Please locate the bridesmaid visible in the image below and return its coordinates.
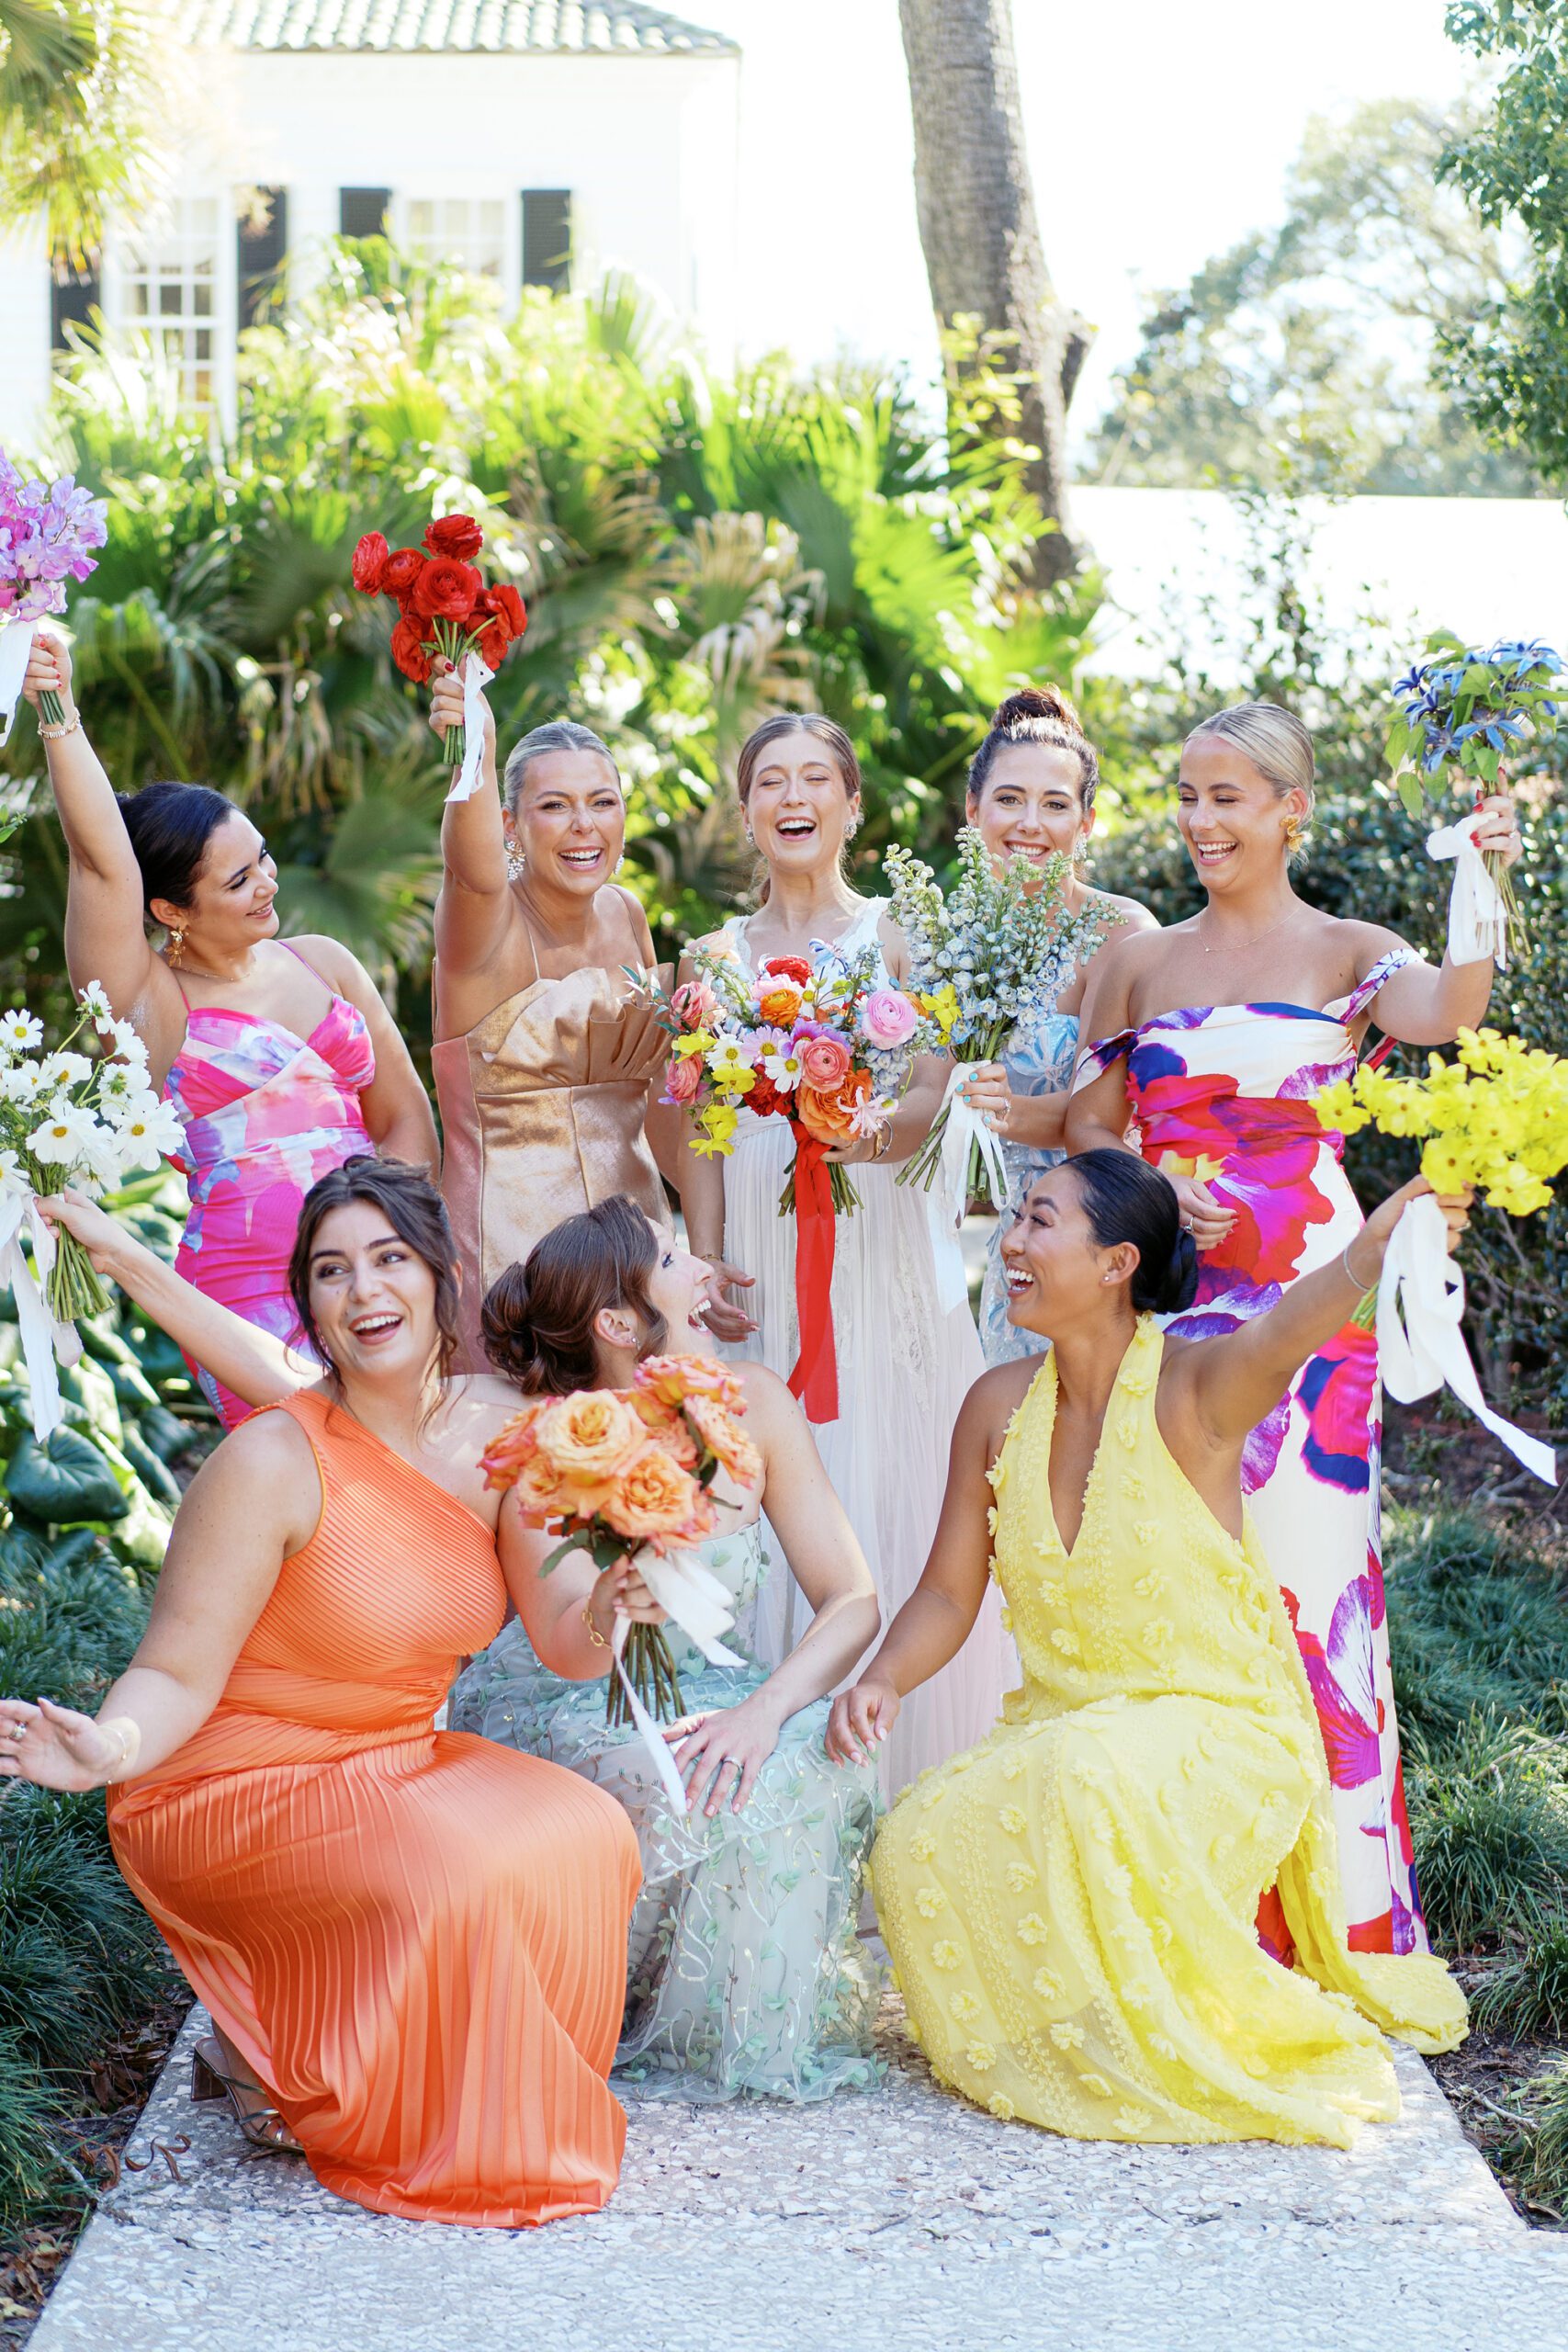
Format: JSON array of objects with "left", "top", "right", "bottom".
[
  {"left": 1, "top": 1157, "right": 640, "bottom": 2226},
  {"left": 829, "top": 1155, "right": 1466, "bottom": 2145},
  {"left": 454, "top": 1195, "right": 885, "bottom": 2104},
  {"left": 20, "top": 629, "right": 436, "bottom": 1427},
  {"left": 676, "top": 713, "right": 1008, "bottom": 1801},
  {"left": 954, "top": 686, "right": 1156, "bottom": 1364},
  {"left": 427, "top": 665, "right": 671, "bottom": 1369},
  {"left": 1066, "top": 700, "right": 1523, "bottom": 1957}
]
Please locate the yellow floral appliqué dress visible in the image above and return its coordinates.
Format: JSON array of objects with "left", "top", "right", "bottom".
[{"left": 871, "top": 1316, "right": 1466, "bottom": 2145}]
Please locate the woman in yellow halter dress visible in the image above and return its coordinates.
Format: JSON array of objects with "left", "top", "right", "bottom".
[{"left": 830, "top": 1150, "right": 1466, "bottom": 2147}]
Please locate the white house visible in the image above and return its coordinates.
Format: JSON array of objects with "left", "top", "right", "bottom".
[{"left": 0, "top": 0, "right": 740, "bottom": 443}]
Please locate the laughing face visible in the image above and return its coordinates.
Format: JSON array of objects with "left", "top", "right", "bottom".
[
  {"left": 642, "top": 1221, "right": 718, "bottom": 1348},
  {"left": 966, "top": 740, "right": 1090, "bottom": 886},
  {"left": 304, "top": 1201, "right": 443, "bottom": 1384},
  {"left": 998, "top": 1165, "right": 1126, "bottom": 1335},
  {"left": 509, "top": 748, "right": 626, "bottom": 899},
  {"left": 743, "top": 729, "right": 858, "bottom": 879},
  {"left": 1176, "top": 735, "right": 1304, "bottom": 897},
  {"left": 151, "top": 813, "right": 279, "bottom": 960}
]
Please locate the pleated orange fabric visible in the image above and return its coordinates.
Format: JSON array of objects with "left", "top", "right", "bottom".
[{"left": 107, "top": 1390, "right": 641, "bottom": 2227}]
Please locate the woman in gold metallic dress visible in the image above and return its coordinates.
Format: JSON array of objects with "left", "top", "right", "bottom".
[{"left": 427, "top": 666, "right": 672, "bottom": 1369}]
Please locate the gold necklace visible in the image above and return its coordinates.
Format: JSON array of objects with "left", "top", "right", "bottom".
[{"left": 1197, "top": 910, "right": 1294, "bottom": 956}]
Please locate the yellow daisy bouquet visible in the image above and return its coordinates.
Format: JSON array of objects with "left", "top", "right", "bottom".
[{"left": 1314, "top": 1028, "right": 1568, "bottom": 1324}]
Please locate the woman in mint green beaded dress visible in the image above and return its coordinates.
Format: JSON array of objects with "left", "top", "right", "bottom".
[{"left": 450, "top": 1196, "right": 886, "bottom": 2104}]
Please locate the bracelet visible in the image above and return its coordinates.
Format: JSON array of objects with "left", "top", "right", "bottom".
[
  {"left": 581, "top": 1601, "right": 608, "bottom": 1650},
  {"left": 96, "top": 1714, "right": 141, "bottom": 1781},
  {"left": 39, "top": 710, "right": 82, "bottom": 742},
  {"left": 871, "top": 1123, "right": 894, "bottom": 1162},
  {"left": 1341, "top": 1235, "right": 1379, "bottom": 1294}
]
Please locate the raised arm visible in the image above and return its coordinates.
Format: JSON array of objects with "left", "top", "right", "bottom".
[
  {"left": 1344, "top": 792, "right": 1518, "bottom": 1043},
  {"left": 431, "top": 662, "right": 513, "bottom": 988},
  {"left": 826, "top": 1364, "right": 1023, "bottom": 1764},
  {"left": 38, "top": 1189, "right": 317, "bottom": 1408},
  {"left": 21, "top": 629, "right": 176, "bottom": 1044},
  {"left": 0, "top": 1414, "right": 314, "bottom": 1790},
  {"left": 299, "top": 938, "right": 438, "bottom": 1177},
  {"left": 1168, "top": 1176, "right": 1466, "bottom": 1458}
]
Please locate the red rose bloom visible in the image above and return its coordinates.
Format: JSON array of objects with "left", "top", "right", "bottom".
[
  {"left": 412, "top": 557, "right": 482, "bottom": 623},
  {"left": 478, "top": 623, "right": 513, "bottom": 671},
  {"left": 747, "top": 1073, "right": 785, "bottom": 1120},
  {"left": 351, "top": 531, "right": 389, "bottom": 593},
  {"left": 389, "top": 615, "right": 433, "bottom": 684},
  {"left": 423, "top": 513, "right": 485, "bottom": 561},
  {"left": 490, "top": 582, "right": 526, "bottom": 637},
  {"left": 761, "top": 956, "right": 812, "bottom": 985},
  {"left": 379, "top": 547, "right": 426, "bottom": 598}
]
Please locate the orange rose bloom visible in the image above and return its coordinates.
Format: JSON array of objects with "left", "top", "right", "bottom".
[
  {"left": 536, "top": 1390, "right": 645, "bottom": 1484},
  {"left": 511, "top": 1451, "right": 569, "bottom": 1521},
  {"left": 480, "top": 1403, "right": 544, "bottom": 1490},
  {"left": 754, "top": 978, "right": 805, "bottom": 1027},
  {"left": 631, "top": 1392, "right": 701, "bottom": 1468},
  {"left": 684, "top": 1394, "right": 762, "bottom": 1488},
  {"left": 600, "top": 1442, "right": 703, "bottom": 1545},
  {"left": 795, "top": 1066, "right": 874, "bottom": 1145},
  {"left": 635, "top": 1354, "right": 745, "bottom": 1413}
]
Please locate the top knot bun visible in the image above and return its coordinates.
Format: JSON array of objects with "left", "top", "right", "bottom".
[{"left": 990, "top": 684, "right": 1085, "bottom": 735}]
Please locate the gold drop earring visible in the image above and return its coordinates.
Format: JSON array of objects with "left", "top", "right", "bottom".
[{"left": 166, "top": 924, "right": 187, "bottom": 967}]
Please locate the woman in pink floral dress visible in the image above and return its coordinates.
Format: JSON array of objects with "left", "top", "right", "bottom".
[{"left": 1068, "top": 701, "right": 1521, "bottom": 1953}]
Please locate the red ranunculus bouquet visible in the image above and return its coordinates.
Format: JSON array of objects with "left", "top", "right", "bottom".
[{"left": 352, "top": 513, "right": 526, "bottom": 772}]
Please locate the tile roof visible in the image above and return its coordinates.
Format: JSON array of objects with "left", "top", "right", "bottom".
[{"left": 183, "top": 0, "right": 737, "bottom": 53}]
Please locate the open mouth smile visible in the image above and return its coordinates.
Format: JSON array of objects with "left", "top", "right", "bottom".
[{"left": 348, "top": 1312, "right": 402, "bottom": 1343}]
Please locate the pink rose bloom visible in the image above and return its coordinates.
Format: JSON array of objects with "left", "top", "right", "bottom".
[
  {"left": 661, "top": 1054, "right": 702, "bottom": 1107},
  {"left": 798, "top": 1033, "right": 852, "bottom": 1091},
  {"left": 671, "top": 978, "right": 718, "bottom": 1028},
  {"left": 862, "top": 989, "right": 919, "bottom": 1048}
]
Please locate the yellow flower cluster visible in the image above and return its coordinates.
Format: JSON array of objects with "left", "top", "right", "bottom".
[{"left": 1314, "top": 1029, "right": 1568, "bottom": 1216}]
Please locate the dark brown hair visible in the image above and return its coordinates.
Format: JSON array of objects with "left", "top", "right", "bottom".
[
  {"left": 736, "top": 713, "right": 863, "bottom": 905},
  {"left": 288, "top": 1157, "right": 462, "bottom": 1390},
  {"left": 481, "top": 1193, "right": 670, "bottom": 1396},
  {"left": 967, "top": 684, "right": 1099, "bottom": 811}
]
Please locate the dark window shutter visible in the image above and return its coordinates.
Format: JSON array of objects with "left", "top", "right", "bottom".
[
  {"left": 522, "top": 189, "right": 571, "bottom": 292},
  {"left": 237, "top": 187, "right": 288, "bottom": 329},
  {"left": 51, "top": 261, "right": 100, "bottom": 350},
  {"left": 339, "top": 187, "right": 389, "bottom": 239}
]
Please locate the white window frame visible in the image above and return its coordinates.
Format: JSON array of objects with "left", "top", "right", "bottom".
[
  {"left": 394, "top": 191, "right": 515, "bottom": 296},
  {"left": 102, "top": 193, "right": 235, "bottom": 423}
]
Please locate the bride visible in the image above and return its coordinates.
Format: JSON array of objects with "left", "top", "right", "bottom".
[{"left": 674, "top": 713, "right": 1010, "bottom": 1798}]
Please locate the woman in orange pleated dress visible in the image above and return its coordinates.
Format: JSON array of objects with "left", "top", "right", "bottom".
[{"left": 0, "top": 1158, "right": 644, "bottom": 2229}]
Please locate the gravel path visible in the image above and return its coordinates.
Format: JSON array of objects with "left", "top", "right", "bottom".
[{"left": 28, "top": 1990, "right": 1568, "bottom": 2352}]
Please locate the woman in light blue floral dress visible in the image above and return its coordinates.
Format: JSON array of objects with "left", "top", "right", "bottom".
[
  {"left": 956, "top": 688, "right": 1156, "bottom": 1363},
  {"left": 451, "top": 1196, "right": 885, "bottom": 2104}
]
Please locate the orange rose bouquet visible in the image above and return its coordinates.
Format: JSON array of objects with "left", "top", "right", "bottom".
[{"left": 481, "top": 1355, "right": 761, "bottom": 1750}]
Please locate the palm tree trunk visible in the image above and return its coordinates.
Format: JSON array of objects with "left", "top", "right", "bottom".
[{"left": 897, "top": 0, "right": 1091, "bottom": 586}]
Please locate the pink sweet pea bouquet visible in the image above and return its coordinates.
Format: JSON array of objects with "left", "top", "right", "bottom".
[{"left": 0, "top": 451, "right": 108, "bottom": 724}]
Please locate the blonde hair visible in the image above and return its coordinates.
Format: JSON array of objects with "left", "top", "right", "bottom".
[{"left": 1184, "top": 701, "right": 1314, "bottom": 853}]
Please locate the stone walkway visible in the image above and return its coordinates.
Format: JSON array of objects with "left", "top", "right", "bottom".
[{"left": 28, "top": 1996, "right": 1568, "bottom": 2352}]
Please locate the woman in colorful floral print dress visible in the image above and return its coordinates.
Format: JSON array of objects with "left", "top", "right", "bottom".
[{"left": 1066, "top": 702, "right": 1521, "bottom": 1954}]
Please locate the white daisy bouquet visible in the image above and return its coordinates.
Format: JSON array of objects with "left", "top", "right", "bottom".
[
  {"left": 886, "top": 828, "right": 1108, "bottom": 1210},
  {"left": 0, "top": 986, "right": 183, "bottom": 1436}
]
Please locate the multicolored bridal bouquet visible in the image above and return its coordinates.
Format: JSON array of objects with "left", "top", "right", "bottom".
[
  {"left": 0, "top": 451, "right": 107, "bottom": 761},
  {"left": 481, "top": 1357, "right": 761, "bottom": 1792},
  {"left": 886, "top": 828, "right": 1107, "bottom": 1214},
  {"left": 1314, "top": 1030, "right": 1568, "bottom": 1482},
  {"left": 351, "top": 513, "right": 525, "bottom": 787},
  {"left": 1384, "top": 635, "right": 1561, "bottom": 960},
  {"left": 0, "top": 986, "right": 183, "bottom": 1440},
  {"left": 639, "top": 943, "right": 932, "bottom": 1419}
]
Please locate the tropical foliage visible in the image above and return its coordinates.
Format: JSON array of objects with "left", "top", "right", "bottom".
[{"left": 0, "top": 0, "right": 172, "bottom": 265}]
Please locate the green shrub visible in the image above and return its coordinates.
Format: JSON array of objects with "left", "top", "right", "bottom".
[
  {"left": 1473, "top": 1913, "right": 1568, "bottom": 2041},
  {"left": 0, "top": 2030, "right": 65, "bottom": 2233},
  {"left": 1493, "top": 2064, "right": 1568, "bottom": 2222},
  {"left": 1405, "top": 1713, "right": 1568, "bottom": 1954},
  {"left": 1384, "top": 1507, "right": 1568, "bottom": 1743}
]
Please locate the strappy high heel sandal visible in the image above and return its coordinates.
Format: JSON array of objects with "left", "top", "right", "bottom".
[{"left": 190, "top": 2036, "right": 302, "bottom": 2155}]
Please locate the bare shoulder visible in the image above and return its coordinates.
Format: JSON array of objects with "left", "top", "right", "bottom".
[
  {"left": 189, "top": 1405, "right": 323, "bottom": 1532},
  {"left": 290, "top": 934, "right": 376, "bottom": 1000},
  {"left": 457, "top": 1371, "right": 521, "bottom": 1418},
  {"left": 1089, "top": 888, "right": 1159, "bottom": 937},
  {"left": 963, "top": 1356, "right": 1040, "bottom": 1462},
  {"left": 1332, "top": 913, "right": 1415, "bottom": 974},
  {"left": 734, "top": 1358, "right": 796, "bottom": 1433}
]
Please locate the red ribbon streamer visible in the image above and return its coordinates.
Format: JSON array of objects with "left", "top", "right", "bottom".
[{"left": 786, "top": 1126, "right": 839, "bottom": 1424}]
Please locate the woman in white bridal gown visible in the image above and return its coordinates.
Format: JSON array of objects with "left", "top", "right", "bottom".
[{"left": 674, "top": 714, "right": 1010, "bottom": 1800}]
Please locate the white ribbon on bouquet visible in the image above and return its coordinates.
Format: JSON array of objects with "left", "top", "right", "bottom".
[
  {"left": 1427, "top": 812, "right": 1508, "bottom": 969},
  {"left": 443, "top": 650, "right": 497, "bottom": 804},
  {"left": 0, "top": 1183, "right": 83, "bottom": 1444},
  {"left": 0, "top": 620, "right": 37, "bottom": 748},
  {"left": 927, "top": 1061, "right": 1010, "bottom": 1315},
  {"left": 1377, "top": 1191, "right": 1555, "bottom": 1486},
  {"left": 612, "top": 1543, "right": 749, "bottom": 1813}
]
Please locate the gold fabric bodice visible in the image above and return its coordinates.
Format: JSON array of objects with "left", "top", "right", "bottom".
[{"left": 434, "top": 965, "right": 670, "bottom": 1369}]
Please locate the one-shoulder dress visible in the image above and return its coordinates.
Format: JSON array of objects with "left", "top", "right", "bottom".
[
  {"left": 452, "top": 1516, "right": 883, "bottom": 2103},
  {"left": 1073, "top": 953, "right": 1422, "bottom": 1954},
  {"left": 433, "top": 917, "right": 669, "bottom": 1369},
  {"left": 162, "top": 946, "right": 374, "bottom": 1427},
  {"left": 107, "top": 1391, "right": 641, "bottom": 2227},
  {"left": 873, "top": 1317, "right": 1465, "bottom": 2147}
]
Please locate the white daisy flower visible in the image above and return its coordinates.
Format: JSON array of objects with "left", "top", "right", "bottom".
[
  {"left": 39, "top": 1050, "right": 92, "bottom": 1094},
  {"left": 0, "top": 1009, "right": 41, "bottom": 1059},
  {"left": 77, "top": 980, "right": 113, "bottom": 1026},
  {"left": 761, "top": 1046, "right": 804, "bottom": 1091},
  {"left": 111, "top": 1098, "right": 184, "bottom": 1170}
]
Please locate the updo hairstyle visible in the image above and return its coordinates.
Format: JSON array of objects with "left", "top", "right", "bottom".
[
  {"left": 1184, "top": 701, "right": 1315, "bottom": 854},
  {"left": 481, "top": 1193, "right": 670, "bottom": 1396},
  {"left": 115, "top": 781, "right": 238, "bottom": 916},
  {"left": 502, "top": 720, "right": 622, "bottom": 820},
  {"left": 1067, "top": 1149, "right": 1199, "bottom": 1316},
  {"left": 966, "top": 684, "right": 1098, "bottom": 810}
]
